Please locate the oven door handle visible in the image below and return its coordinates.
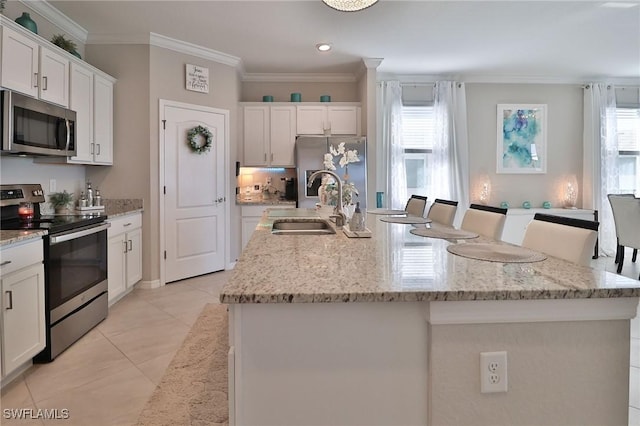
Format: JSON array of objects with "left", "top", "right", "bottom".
[{"left": 50, "top": 223, "right": 111, "bottom": 244}]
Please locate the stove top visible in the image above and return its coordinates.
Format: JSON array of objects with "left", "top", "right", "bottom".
[
  {"left": 1, "top": 214, "right": 106, "bottom": 234},
  {"left": 0, "top": 184, "right": 107, "bottom": 235}
]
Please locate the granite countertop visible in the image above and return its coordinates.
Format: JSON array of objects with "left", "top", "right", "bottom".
[
  {"left": 0, "top": 199, "right": 143, "bottom": 247},
  {"left": 236, "top": 196, "right": 296, "bottom": 206},
  {"left": 102, "top": 199, "right": 144, "bottom": 218},
  {"left": 220, "top": 209, "right": 640, "bottom": 304},
  {"left": 0, "top": 230, "right": 47, "bottom": 247}
]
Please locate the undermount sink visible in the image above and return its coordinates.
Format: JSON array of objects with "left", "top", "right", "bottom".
[{"left": 271, "top": 219, "right": 335, "bottom": 235}]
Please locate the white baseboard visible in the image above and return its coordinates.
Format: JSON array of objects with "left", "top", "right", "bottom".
[{"left": 137, "top": 279, "right": 161, "bottom": 289}]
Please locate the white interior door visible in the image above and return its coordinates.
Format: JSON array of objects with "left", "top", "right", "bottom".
[{"left": 163, "top": 103, "right": 226, "bottom": 283}]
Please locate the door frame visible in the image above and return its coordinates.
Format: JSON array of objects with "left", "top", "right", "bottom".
[{"left": 159, "top": 99, "right": 231, "bottom": 287}]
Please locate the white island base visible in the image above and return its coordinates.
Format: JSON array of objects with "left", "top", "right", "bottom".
[{"left": 228, "top": 298, "right": 638, "bottom": 426}]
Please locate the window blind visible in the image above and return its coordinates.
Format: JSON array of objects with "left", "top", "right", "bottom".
[
  {"left": 401, "top": 106, "right": 434, "bottom": 150},
  {"left": 617, "top": 107, "right": 640, "bottom": 152}
]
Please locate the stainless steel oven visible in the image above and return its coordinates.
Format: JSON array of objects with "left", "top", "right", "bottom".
[{"left": 43, "top": 222, "right": 109, "bottom": 360}]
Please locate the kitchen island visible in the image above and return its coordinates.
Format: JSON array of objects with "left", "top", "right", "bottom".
[{"left": 220, "top": 209, "right": 640, "bottom": 426}]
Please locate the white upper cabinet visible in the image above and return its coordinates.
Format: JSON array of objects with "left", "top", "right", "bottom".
[
  {"left": 296, "top": 105, "right": 360, "bottom": 135},
  {"left": 39, "top": 46, "right": 69, "bottom": 107},
  {"left": 0, "top": 26, "right": 69, "bottom": 107},
  {"left": 243, "top": 105, "right": 296, "bottom": 167},
  {"left": 269, "top": 106, "right": 296, "bottom": 166},
  {"left": 1, "top": 26, "right": 38, "bottom": 98},
  {"left": 93, "top": 74, "right": 114, "bottom": 165},
  {"left": 243, "top": 106, "right": 269, "bottom": 166},
  {"left": 69, "top": 63, "right": 94, "bottom": 163}
]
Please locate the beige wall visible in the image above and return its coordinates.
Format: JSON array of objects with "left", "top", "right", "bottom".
[
  {"left": 429, "top": 320, "right": 630, "bottom": 425},
  {"left": 85, "top": 43, "right": 241, "bottom": 285},
  {"left": 466, "top": 83, "right": 584, "bottom": 209},
  {"left": 241, "top": 81, "right": 358, "bottom": 103},
  {"left": 149, "top": 46, "right": 241, "bottom": 269}
]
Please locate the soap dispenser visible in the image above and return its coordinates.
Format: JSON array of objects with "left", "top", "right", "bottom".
[{"left": 349, "top": 202, "right": 365, "bottom": 232}]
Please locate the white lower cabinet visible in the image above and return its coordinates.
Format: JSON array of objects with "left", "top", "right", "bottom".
[
  {"left": 241, "top": 205, "right": 294, "bottom": 250},
  {"left": 107, "top": 213, "right": 142, "bottom": 304},
  {"left": 0, "top": 238, "right": 45, "bottom": 379}
]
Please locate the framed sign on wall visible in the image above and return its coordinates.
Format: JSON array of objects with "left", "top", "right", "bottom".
[
  {"left": 186, "top": 64, "right": 209, "bottom": 93},
  {"left": 496, "top": 104, "right": 547, "bottom": 174}
]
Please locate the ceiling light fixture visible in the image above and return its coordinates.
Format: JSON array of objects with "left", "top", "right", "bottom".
[
  {"left": 322, "top": 0, "right": 378, "bottom": 12},
  {"left": 316, "top": 43, "right": 332, "bottom": 52}
]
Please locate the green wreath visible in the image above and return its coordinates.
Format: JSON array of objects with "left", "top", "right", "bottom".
[{"left": 187, "top": 125, "right": 213, "bottom": 154}]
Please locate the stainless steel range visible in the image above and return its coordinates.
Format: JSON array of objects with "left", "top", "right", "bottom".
[{"left": 0, "top": 184, "right": 109, "bottom": 362}]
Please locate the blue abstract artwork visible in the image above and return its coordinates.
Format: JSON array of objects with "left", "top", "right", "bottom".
[{"left": 496, "top": 104, "right": 547, "bottom": 174}]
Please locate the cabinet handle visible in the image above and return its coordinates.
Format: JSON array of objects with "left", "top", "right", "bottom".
[
  {"left": 271, "top": 153, "right": 274, "bottom": 162},
  {"left": 90, "top": 143, "right": 94, "bottom": 155},
  {"left": 0, "top": 260, "right": 12, "bottom": 267},
  {"left": 128, "top": 239, "right": 132, "bottom": 251},
  {"left": 264, "top": 153, "right": 267, "bottom": 162},
  {"left": 123, "top": 223, "right": 132, "bottom": 227},
  {"left": 42, "top": 76, "right": 48, "bottom": 91},
  {"left": 123, "top": 240, "right": 128, "bottom": 253},
  {"left": 33, "top": 73, "right": 38, "bottom": 88},
  {"left": 96, "top": 144, "right": 101, "bottom": 155},
  {"left": 5, "top": 291, "right": 12, "bottom": 310}
]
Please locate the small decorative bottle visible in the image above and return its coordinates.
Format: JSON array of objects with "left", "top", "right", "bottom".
[
  {"left": 94, "top": 189, "right": 102, "bottom": 207},
  {"left": 349, "top": 202, "right": 365, "bottom": 232},
  {"left": 86, "top": 181, "right": 94, "bottom": 207},
  {"left": 79, "top": 191, "right": 88, "bottom": 208}
]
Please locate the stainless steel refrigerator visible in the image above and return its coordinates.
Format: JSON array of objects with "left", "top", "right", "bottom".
[{"left": 295, "top": 136, "right": 367, "bottom": 210}]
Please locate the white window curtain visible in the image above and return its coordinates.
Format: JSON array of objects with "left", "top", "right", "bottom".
[
  {"left": 583, "top": 83, "right": 619, "bottom": 256},
  {"left": 432, "top": 81, "right": 470, "bottom": 225},
  {"left": 378, "top": 80, "right": 407, "bottom": 209}
]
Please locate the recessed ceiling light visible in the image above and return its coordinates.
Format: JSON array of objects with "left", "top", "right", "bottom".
[{"left": 316, "top": 43, "right": 332, "bottom": 52}]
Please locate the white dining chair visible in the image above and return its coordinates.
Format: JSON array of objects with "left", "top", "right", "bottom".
[
  {"left": 427, "top": 199, "right": 458, "bottom": 227},
  {"left": 460, "top": 204, "right": 508, "bottom": 240},
  {"left": 405, "top": 195, "right": 428, "bottom": 217},
  {"left": 608, "top": 194, "right": 640, "bottom": 279},
  {"left": 521, "top": 213, "right": 599, "bottom": 267}
]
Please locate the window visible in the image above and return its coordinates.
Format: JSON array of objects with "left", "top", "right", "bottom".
[
  {"left": 401, "top": 106, "right": 434, "bottom": 197},
  {"left": 616, "top": 107, "right": 640, "bottom": 194}
]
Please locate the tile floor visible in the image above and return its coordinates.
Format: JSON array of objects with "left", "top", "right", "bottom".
[
  {"left": 0, "top": 270, "right": 232, "bottom": 426},
  {"left": 0, "top": 251, "right": 638, "bottom": 426}
]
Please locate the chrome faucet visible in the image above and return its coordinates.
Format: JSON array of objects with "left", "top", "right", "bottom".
[{"left": 308, "top": 170, "right": 347, "bottom": 228}]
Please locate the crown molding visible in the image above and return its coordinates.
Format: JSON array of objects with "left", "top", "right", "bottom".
[
  {"left": 86, "top": 32, "right": 243, "bottom": 68},
  {"left": 242, "top": 73, "right": 357, "bottom": 83},
  {"left": 362, "top": 58, "right": 383, "bottom": 69},
  {"left": 149, "top": 33, "right": 242, "bottom": 68},
  {"left": 19, "top": 0, "right": 88, "bottom": 43},
  {"left": 378, "top": 73, "right": 640, "bottom": 86}
]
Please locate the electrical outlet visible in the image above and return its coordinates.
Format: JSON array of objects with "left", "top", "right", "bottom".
[
  {"left": 480, "top": 351, "right": 507, "bottom": 393},
  {"left": 49, "top": 179, "right": 56, "bottom": 193}
]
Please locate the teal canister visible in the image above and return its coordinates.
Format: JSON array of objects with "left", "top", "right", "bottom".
[
  {"left": 262, "top": 95, "right": 274, "bottom": 102},
  {"left": 15, "top": 12, "right": 38, "bottom": 34},
  {"left": 320, "top": 95, "right": 331, "bottom": 102},
  {"left": 290, "top": 92, "right": 301, "bottom": 102}
]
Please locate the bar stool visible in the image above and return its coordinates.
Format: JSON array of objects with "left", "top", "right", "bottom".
[
  {"left": 427, "top": 199, "right": 458, "bottom": 226},
  {"left": 460, "top": 204, "right": 508, "bottom": 240}
]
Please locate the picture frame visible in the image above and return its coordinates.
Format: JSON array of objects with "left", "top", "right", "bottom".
[
  {"left": 185, "top": 64, "right": 209, "bottom": 93},
  {"left": 496, "top": 104, "right": 547, "bottom": 174}
]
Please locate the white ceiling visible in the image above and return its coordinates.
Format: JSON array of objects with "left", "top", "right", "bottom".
[{"left": 47, "top": 0, "right": 640, "bottom": 82}]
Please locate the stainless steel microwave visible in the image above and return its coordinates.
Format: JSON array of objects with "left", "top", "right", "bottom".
[{"left": 1, "top": 90, "right": 76, "bottom": 157}]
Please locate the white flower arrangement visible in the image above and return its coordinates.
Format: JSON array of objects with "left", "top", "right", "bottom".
[
  {"left": 321, "top": 142, "right": 360, "bottom": 206},
  {"left": 323, "top": 142, "right": 360, "bottom": 171}
]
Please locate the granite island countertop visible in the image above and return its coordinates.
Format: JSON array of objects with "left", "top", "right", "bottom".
[{"left": 220, "top": 208, "right": 640, "bottom": 304}]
